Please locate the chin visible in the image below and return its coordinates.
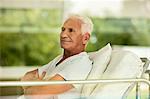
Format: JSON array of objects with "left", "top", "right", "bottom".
[
  {"left": 61, "top": 44, "right": 72, "bottom": 51},
  {"left": 61, "top": 44, "right": 68, "bottom": 49}
]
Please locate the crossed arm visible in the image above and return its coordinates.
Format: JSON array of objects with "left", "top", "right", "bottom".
[{"left": 21, "top": 69, "right": 74, "bottom": 95}]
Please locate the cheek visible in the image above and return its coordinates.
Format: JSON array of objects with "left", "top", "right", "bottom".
[{"left": 74, "top": 36, "right": 83, "bottom": 45}]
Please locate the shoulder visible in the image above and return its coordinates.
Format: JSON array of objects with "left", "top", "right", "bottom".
[
  {"left": 69, "top": 52, "right": 90, "bottom": 60},
  {"left": 62, "top": 52, "right": 92, "bottom": 71},
  {"left": 70, "top": 52, "right": 92, "bottom": 64}
]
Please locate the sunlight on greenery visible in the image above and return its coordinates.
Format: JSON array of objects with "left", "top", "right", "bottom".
[{"left": 0, "top": 8, "right": 150, "bottom": 66}]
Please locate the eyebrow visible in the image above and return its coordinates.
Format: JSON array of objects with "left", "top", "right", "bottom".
[{"left": 62, "top": 27, "right": 76, "bottom": 31}]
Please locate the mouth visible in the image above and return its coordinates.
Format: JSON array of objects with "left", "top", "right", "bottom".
[{"left": 61, "top": 39, "right": 72, "bottom": 42}]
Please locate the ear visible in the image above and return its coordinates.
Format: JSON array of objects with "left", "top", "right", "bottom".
[{"left": 82, "top": 32, "right": 90, "bottom": 45}]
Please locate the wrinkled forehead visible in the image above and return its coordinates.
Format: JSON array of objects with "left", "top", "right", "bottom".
[{"left": 63, "top": 18, "right": 82, "bottom": 29}]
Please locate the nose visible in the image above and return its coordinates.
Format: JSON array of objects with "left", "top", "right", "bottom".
[{"left": 61, "top": 30, "right": 68, "bottom": 38}]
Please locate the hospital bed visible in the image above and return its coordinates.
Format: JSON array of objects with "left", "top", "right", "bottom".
[
  {"left": 0, "top": 59, "right": 149, "bottom": 99},
  {"left": 0, "top": 44, "right": 150, "bottom": 99},
  {"left": 0, "top": 58, "right": 150, "bottom": 99}
]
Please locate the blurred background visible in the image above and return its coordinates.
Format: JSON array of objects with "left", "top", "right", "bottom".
[{"left": 0, "top": 0, "right": 150, "bottom": 98}]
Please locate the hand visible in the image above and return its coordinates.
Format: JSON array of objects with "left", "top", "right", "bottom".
[
  {"left": 21, "top": 69, "right": 39, "bottom": 81},
  {"left": 21, "top": 69, "right": 46, "bottom": 90},
  {"left": 38, "top": 71, "right": 46, "bottom": 80},
  {"left": 21, "top": 69, "right": 46, "bottom": 81}
]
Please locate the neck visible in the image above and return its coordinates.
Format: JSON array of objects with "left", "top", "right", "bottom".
[{"left": 63, "top": 49, "right": 84, "bottom": 59}]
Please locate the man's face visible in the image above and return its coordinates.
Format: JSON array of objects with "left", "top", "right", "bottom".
[{"left": 60, "top": 18, "right": 84, "bottom": 51}]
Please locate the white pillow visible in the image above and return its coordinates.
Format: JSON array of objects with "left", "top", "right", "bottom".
[
  {"left": 90, "top": 50, "right": 143, "bottom": 99},
  {"left": 81, "top": 43, "right": 112, "bottom": 96}
]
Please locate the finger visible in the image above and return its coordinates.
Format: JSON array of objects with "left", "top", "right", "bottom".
[
  {"left": 41, "top": 71, "right": 46, "bottom": 78},
  {"left": 39, "top": 71, "right": 46, "bottom": 80}
]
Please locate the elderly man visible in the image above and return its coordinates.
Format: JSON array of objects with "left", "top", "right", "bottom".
[{"left": 21, "top": 14, "right": 93, "bottom": 98}]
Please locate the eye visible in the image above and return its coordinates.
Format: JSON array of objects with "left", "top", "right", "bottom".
[
  {"left": 61, "top": 27, "right": 65, "bottom": 32},
  {"left": 68, "top": 28, "right": 73, "bottom": 32}
]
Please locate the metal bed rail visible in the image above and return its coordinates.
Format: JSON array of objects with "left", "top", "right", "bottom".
[
  {"left": 0, "top": 78, "right": 150, "bottom": 87},
  {"left": 0, "top": 79, "right": 150, "bottom": 99}
]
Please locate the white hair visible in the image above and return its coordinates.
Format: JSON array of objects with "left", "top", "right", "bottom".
[{"left": 63, "top": 14, "right": 93, "bottom": 35}]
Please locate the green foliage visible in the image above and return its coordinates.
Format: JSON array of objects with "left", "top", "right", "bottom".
[
  {"left": 23, "top": 33, "right": 61, "bottom": 66},
  {"left": 0, "top": 33, "right": 25, "bottom": 66},
  {"left": 0, "top": 9, "right": 61, "bottom": 27},
  {"left": 0, "top": 33, "right": 61, "bottom": 66},
  {"left": 86, "top": 17, "right": 150, "bottom": 52},
  {"left": 0, "top": 8, "right": 62, "bottom": 66},
  {"left": 0, "top": 9, "right": 150, "bottom": 66}
]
